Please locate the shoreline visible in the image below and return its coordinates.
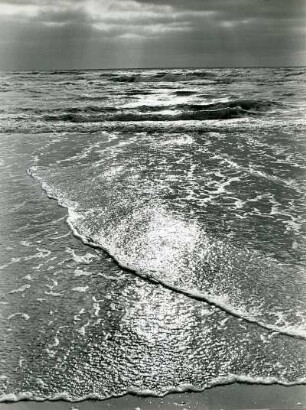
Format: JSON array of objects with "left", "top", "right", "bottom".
[
  {"left": 19, "top": 139, "right": 306, "bottom": 410},
  {"left": 0, "top": 383, "right": 306, "bottom": 409},
  {"left": 29, "top": 162, "right": 306, "bottom": 341}
]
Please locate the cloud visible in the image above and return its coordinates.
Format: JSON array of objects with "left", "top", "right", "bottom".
[{"left": 0, "top": 0, "right": 305, "bottom": 69}]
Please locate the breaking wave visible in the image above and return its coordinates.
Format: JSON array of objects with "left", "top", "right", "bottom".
[
  {"left": 1, "top": 374, "right": 306, "bottom": 402},
  {"left": 28, "top": 162, "right": 306, "bottom": 340},
  {"left": 110, "top": 70, "right": 216, "bottom": 83},
  {"left": 42, "top": 99, "right": 278, "bottom": 123}
]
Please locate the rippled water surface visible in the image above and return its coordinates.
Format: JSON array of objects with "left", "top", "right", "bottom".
[{"left": 0, "top": 68, "right": 306, "bottom": 401}]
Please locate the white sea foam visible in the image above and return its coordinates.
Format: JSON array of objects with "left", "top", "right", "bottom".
[
  {"left": 48, "top": 336, "right": 60, "bottom": 348},
  {"left": 77, "top": 320, "right": 90, "bottom": 336},
  {"left": 66, "top": 247, "right": 99, "bottom": 264},
  {"left": 49, "top": 231, "right": 71, "bottom": 240},
  {"left": 98, "top": 272, "right": 121, "bottom": 280},
  {"left": 44, "top": 348, "right": 56, "bottom": 358},
  {"left": 160, "top": 135, "right": 194, "bottom": 146},
  {"left": 0, "top": 248, "right": 51, "bottom": 271},
  {"left": 101, "top": 165, "right": 125, "bottom": 179},
  {"left": 44, "top": 290, "right": 64, "bottom": 297},
  {"left": 92, "top": 297, "right": 100, "bottom": 317},
  {"left": 7, "top": 312, "right": 30, "bottom": 321},
  {"left": 1, "top": 374, "right": 306, "bottom": 402},
  {"left": 45, "top": 278, "right": 58, "bottom": 290},
  {"left": 36, "top": 379, "right": 47, "bottom": 388},
  {"left": 72, "top": 286, "right": 89, "bottom": 293},
  {"left": 8, "top": 284, "right": 31, "bottom": 294},
  {"left": 74, "top": 308, "right": 86, "bottom": 321},
  {"left": 20, "top": 240, "right": 31, "bottom": 247},
  {"left": 74, "top": 268, "right": 92, "bottom": 277},
  {"left": 65, "top": 207, "right": 306, "bottom": 339}
]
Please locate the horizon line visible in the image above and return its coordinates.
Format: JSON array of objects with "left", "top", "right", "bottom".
[{"left": 0, "top": 64, "right": 305, "bottom": 73}]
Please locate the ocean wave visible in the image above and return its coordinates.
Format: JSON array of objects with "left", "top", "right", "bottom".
[
  {"left": 66, "top": 207, "right": 306, "bottom": 339},
  {"left": 42, "top": 99, "right": 278, "bottom": 123},
  {"left": 78, "top": 95, "right": 109, "bottom": 101},
  {"left": 125, "top": 89, "right": 154, "bottom": 96},
  {"left": 173, "top": 90, "right": 199, "bottom": 96},
  {"left": 110, "top": 71, "right": 216, "bottom": 83},
  {"left": 284, "top": 70, "right": 306, "bottom": 77},
  {"left": 27, "top": 162, "right": 306, "bottom": 339},
  {"left": 1, "top": 375, "right": 306, "bottom": 402},
  {"left": 176, "top": 99, "right": 279, "bottom": 112}
]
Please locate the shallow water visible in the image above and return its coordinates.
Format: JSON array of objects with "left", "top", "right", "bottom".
[{"left": 0, "top": 68, "right": 306, "bottom": 401}]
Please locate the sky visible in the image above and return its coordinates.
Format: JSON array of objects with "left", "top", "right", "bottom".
[{"left": 0, "top": 0, "right": 305, "bottom": 70}]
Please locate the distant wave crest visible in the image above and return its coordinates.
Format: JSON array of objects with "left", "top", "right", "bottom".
[{"left": 43, "top": 99, "right": 278, "bottom": 123}]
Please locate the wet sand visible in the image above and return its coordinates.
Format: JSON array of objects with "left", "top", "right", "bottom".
[{"left": 0, "top": 384, "right": 306, "bottom": 410}]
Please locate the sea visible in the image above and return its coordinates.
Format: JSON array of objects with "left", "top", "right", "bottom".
[{"left": 0, "top": 67, "right": 306, "bottom": 402}]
